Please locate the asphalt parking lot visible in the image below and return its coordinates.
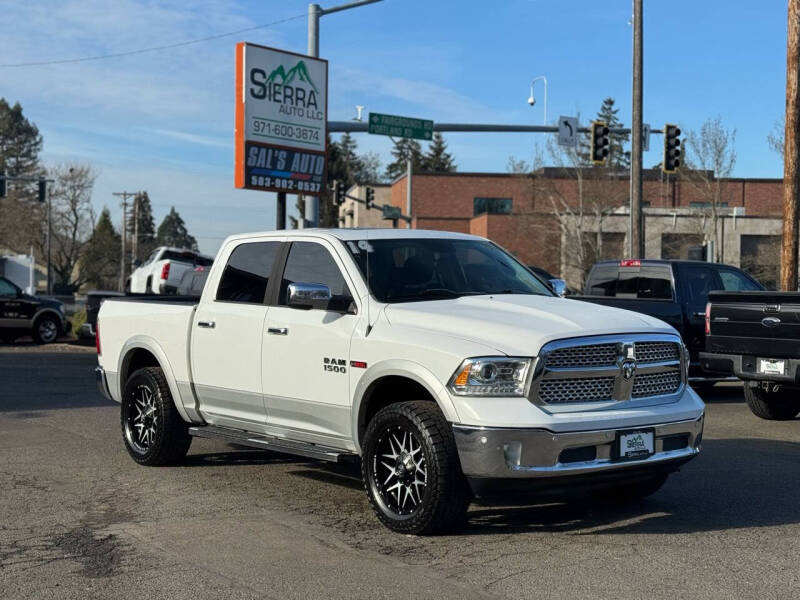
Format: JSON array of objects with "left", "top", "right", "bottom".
[{"left": 1, "top": 349, "right": 799, "bottom": 600}]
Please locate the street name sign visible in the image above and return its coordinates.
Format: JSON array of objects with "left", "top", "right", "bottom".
[
  {"left": 642, "top": 123, "right": 651, "bottom": 152},
  {"left": 558, "top": 116, "right": 578, "bottom": 148},
  {"left": 368, "top": 113, "right": 433, "bottom": 141},
  {"left": 235, "top": 43, "right": 328, "bottom": 196}
]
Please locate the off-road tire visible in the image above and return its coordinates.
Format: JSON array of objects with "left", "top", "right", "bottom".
[
  {"left": 121, "top": 367, "right": 191, "bottom": 465},
  {"left": 362, "top": 400, "right": 471, "bottom": 535},
  {"left": 32, "top": 314, "right": 60, "bottom": 344},
  {"left": 744, "top": 385, "right": 800, "bottom": 421}
]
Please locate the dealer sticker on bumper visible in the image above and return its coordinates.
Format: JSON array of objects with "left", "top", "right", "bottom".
[{"left": 619, "top": 430, "right": 654, "bottom": 459}]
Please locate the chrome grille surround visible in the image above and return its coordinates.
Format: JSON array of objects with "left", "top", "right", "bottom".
[{"left": 530, "top": 333, "right": 685, "bottom": 406}]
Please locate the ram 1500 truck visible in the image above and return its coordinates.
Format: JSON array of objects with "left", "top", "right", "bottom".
[
  {"left": 701, "top": 291, "right": 800, "bottom": 420},
  {"left": 578, "top": 259, "right": 763, "bottom": 386},
  {"left": 95, "top": 229, "right": 705, "bottom": 534}
]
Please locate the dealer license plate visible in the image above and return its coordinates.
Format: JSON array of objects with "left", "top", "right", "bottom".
[
  {"left": 759, "top": 359, "right": 785, "bottom": 375},
  {"left": 618, "top": 430, "right": 654, "bottom": 459}
]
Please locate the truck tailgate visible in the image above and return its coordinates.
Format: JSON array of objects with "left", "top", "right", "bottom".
[{"left": 707, "top": 291, "right": 800, "bottom": 358}]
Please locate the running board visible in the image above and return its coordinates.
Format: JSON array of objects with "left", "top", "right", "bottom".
[{"left": 188, "top": 425, "right": 356, "bottom": 463}]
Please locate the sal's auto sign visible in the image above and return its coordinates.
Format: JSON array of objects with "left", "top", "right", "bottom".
[{"left": 235, "top": 43, "right": 328, "bottom": 195}]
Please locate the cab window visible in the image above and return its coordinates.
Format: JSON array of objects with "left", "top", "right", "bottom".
[
  {"left": 0, "top": 278, "right": 18, "bottom": 297},
  {"left": 216, "top": 242, "right": 280, "bottom": 303},
  {"left": 279, "top": 242, "right": 353, "bottom": 310}
]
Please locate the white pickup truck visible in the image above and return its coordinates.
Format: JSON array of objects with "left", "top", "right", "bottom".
[
  {"left": 96, "top": 229, "right": 705, "bottom": 534},
  {"left": 127, "top": 246, "right": 214, "bottom": 294}
]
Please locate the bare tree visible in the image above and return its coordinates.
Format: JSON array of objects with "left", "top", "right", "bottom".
[
  {"left": 49, "top": 163, "right": 98, "bottom": 292},
  {"left": 768, "top": 116, "right": 785, "bottom": 156},
  {"left": 682, "top": 116, "right": 737, "bottom": 262}
]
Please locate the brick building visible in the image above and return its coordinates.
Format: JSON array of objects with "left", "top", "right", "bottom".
[{"left": 375, "top": 169, "right": 784, "bottom": 289}]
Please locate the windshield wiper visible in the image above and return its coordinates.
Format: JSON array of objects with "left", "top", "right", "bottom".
[{"left": 390, "top": 288, "right": 472, "bottom": 301}]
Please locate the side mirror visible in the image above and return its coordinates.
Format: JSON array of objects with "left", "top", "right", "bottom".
[
  {"left": 287, "top": 282, "right": 332, "bottom": 309},
  {"left": 549, "top": 278, "right": 567, "bottom": 297}
]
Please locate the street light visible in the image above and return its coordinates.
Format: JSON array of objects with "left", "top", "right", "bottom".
[{"left": 529, "top": 76, "right": 548, "bottom": 125}]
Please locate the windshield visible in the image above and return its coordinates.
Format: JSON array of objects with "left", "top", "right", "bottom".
[{"left": 344, "top": 238, "right": 554, "bottom": 302}]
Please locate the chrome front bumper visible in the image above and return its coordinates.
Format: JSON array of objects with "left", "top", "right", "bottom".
[
  {"left": 453, "top": 415, "right": 703, "bottom": 479},
  {"left": 95, "top": 366, "right": 112, "bottom": 401}
]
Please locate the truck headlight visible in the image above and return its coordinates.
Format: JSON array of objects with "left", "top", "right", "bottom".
[{"left": 448, "top": 357, "right": 533, "bottom": 397}]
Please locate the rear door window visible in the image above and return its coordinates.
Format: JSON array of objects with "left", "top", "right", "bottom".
[
  {"left": 216, "top": 241, "right": 280, "bottom": 303},
  {"left": 681, "top": 265, "right": 721, "bottom": 308}
]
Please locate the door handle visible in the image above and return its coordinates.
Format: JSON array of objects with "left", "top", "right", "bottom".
[
  {"left": 197, "top": 320, "right": 216, "bottom": 328},
  {"left": 692, "top": 312, "right": 706, "bottom": 318},
  {"left": 267, "top": 327, "right": 288, "bottom": 335}
]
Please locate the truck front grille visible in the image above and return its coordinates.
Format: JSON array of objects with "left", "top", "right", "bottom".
[
  {"left": 631, "top": 371, "right": 681, "bottom": 397},
  {"left": 539, "top": 376, "right": 615, "bottom": 404},
  {"left": 532, "top": 335, "right": 684, "bottom": 406}
]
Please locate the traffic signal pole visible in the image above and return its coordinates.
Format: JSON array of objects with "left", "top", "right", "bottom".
[
  {"left": 630, "top": 0, "right": 644, "bottom": 259},
  {"left": 782, "top": 0, "right": 800, "bottom": 291}
]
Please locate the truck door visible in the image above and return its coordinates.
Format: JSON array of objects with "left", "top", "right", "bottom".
[
  {"left": 261, "top": 239, "right": 360, "bottom": 444},
  {"left": 191, "top": 240, "right": 282, "bottom": 429},
  {"left": 677, "top": 264, "right": 722, "bottom": 365}
]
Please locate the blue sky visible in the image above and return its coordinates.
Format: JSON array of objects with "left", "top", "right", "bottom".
[{"left": 0, "top": 0, "right": 788, "bottom": 254}]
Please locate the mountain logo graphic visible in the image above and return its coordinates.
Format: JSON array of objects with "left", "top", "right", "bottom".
[{"left": 265, "top": 61, "right": 318, "bottom": 93}]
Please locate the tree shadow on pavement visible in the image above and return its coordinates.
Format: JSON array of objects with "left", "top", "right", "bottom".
[{"left": 462, "top": 437, "right": 800, "bottom": 536}]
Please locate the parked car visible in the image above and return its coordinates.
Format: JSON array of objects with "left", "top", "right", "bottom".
[
  {"left": 79, "top": 291, "right": 125, "bottom": 338},
  {"left": 577, "top": 259, "right": 764, "bottom": 383},
  {"left": 127, "top": 247, "right": 213, "bottom": 294},
  {"left": 176, "top": 266, "right": 210, "bottom": 297},
  {"left": 0, "top": 276, "right": 68, "bottom": 344},
  {"left": 95, "top": 229, "right": 704, "bottom": 534},
  {"left": 701, "top": 290, "right": 800, "bottom": 420}
]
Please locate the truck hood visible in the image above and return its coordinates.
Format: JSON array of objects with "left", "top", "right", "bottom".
[{"left": 383, "top": 295, "right": 677, "bottom": 356}]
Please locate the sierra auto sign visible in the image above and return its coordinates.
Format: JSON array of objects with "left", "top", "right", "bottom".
[{"left": 235, "top": 43, "right": 328, "bottom": 196}]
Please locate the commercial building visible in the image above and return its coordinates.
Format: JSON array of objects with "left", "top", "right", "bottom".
[{"left": 347, "top": 169, "right": 784, "bottom": 290}]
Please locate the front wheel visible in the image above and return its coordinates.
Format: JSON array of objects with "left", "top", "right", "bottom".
[
  {"left": 33, "top": 315, "right": 60, "bottom": 344},
  {"left": 745, "top": 385, "right": 800, "bottom": 421},
  {"left": 361, "top": 401, "right": 471, "bottom": 535},
  {"left": 121, "top": 367, "right": 192, "bottom": 465}
]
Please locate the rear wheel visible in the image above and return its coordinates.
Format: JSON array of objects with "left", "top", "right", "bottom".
[
  {"left": 32, "top": 315, "right": 60, "bottom": 344},
  {"left": 362, "top": 401, "right": 471, "bottom": 535},
  {"left": 121, "top": 367, "right": 191, "bottom": 465},
  {"left": 745, "top": 385, "right": 800, "bottom": 421}
]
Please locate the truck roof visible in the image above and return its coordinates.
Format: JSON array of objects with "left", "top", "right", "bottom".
[
  {"left": 221, "top": 228, "right": 483, "bottom": 244},
  {"left": 593, "top": 259, "right": 726, "bottom": 267}
]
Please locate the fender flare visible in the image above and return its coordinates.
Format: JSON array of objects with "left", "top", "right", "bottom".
[
  {"left": 116, "top": 336, "right": 193, "bottom": 423},
  {"left": 350, "top": 359, "right": 460, "bottom": 453},
  {"left": 32, "top": 307, "right": 65, "bottom": 328}
]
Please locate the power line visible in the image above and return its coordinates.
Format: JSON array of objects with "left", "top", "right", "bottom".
[{"left": 0, "top": 13, "right": 306, "bottom": 68}]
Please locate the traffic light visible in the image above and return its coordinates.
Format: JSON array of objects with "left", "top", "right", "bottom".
[
  {"left": 38, "top": 180, "right": 46, "bottom": 203},
  {"left": 365, "top": 186, "right": 375, "bottom": 209},
  {"left": 0, "top": 173, "right": 6, "bottom": 198},
  {"left": 332, "top": 181, "right": 345, "bottom": 206},
  {"left": 590, "top": 121, "right": 610, "bottom": 164},
  {"left": 663, "top": 124, "right": 681, "bottom": 173}
]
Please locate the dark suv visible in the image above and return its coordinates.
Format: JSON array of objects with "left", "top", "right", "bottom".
[{"left": 0, "top": 277, "right": 68, "bottom": 344}]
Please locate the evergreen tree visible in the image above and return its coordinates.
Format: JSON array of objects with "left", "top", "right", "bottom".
[
  {"left": 156, "top": 207, "right": 198, "bottom": 250},
  {"left": 127, "top": 191, "right": 157, "bottom": 261},
  {"left": 578, "top": 97, "right": 630, "bottom": 169},
  {"left": 421, "top": 133, "right": 456, "bottom": 172},
  {"left": 0, "top": 98, "right": 45, "bottom": 253},
  {"left": 81, "top": 208, "right": 121, "bottom": 289},
  {"left": 384, "top": 138, "right": 423, "bottom": 180}
]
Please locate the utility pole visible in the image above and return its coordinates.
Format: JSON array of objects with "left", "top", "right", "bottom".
[
  {"left": 406, "top": 158, "right": 413, "bottom": 229},
  {"left": 306, "top": 0, "right": 383, "bottom": 228},
  {"left": 113, "top": 191, "right": 135, "bottom": 291},
  {"left": 629, "top": 0, "right": 644, "bottom": 258},
  {"left": 276, "top": 191, "right": 286, "bottom": 230},
  {"left": 783, "top": 0, "right": 800, "bottom": 291},
  {"left": 132, "top": 192, "right": 139, "bottom": 269},
  {"left": 45, "top": 184, "right": 52, "bottom": 295}
]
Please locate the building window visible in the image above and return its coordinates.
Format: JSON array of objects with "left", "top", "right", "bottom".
[
  {"left": 689, "top": 201, "right": 728, "bottom": 208},
  {"left": 740, "top": 234, "right": 780, "bottom": 290},
  {"left": 661, "top": 233, "right": 704, "bottom": 260},
  {"left": 474, "top": 197, "right": 512, "bottom": 216}
]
